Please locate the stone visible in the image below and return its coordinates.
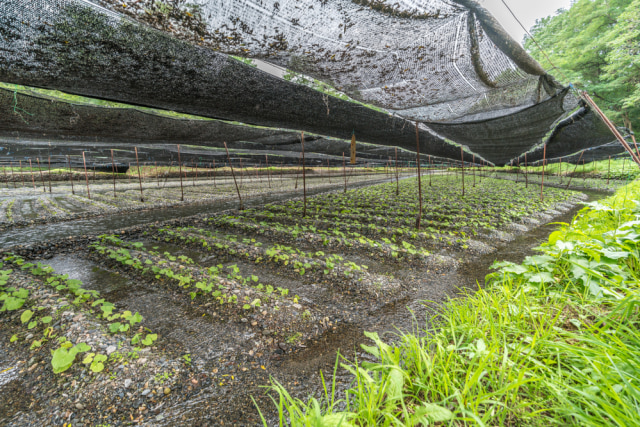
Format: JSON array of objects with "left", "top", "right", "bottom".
[
  {"left": 75, "top": 403, "right": 84, "bottom": 410},
  {"left": 124, "top": 379, "right": 132, "bottom": 388},
  {"left": 106, "top": 345, "right": 117, "bottom": 355},
  {"left": 141, "top": 389, "right": 151, "bottom": 396},
  {"left": 163, "top": 387, "right": 171, "bottom": 395}
]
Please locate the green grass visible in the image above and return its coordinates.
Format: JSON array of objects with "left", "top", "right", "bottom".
[{"left": 259, "top": 179, "right": 640, "bottom": 426}]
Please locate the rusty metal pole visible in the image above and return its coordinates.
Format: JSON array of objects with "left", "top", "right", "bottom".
[
  {"left": 82, "top": 152, "right": 91, "bottom": 199},
  {"left": 224, "top": 142, "right": 243, "bottom": 210},
  {"left": 343, "top": 152, "right": 347, "bottom": 194},
  {"left": 110, "top": 149, "right": 117, "bottom": 198},
  {"left": 177, "top": 145, "right": 184, "bottom": 202},
  {"left": 301, "top": 132, "right": 307, "bottom": 218},
  {"left": 460, "top": 146, "right": 465, "bottom": 197},
  {"left": 524, "top": 153, "right": 528, "bottom": 188},
  {"left": 37, "top": 158, "right": 46, "bottom": 192},
  {"left": 540, "top": 143, "right": 547, "bottom": 201},
  {"left": 66, "top": 156, "right": 74, "bottom": 195},
  {"left": 472, "top": 154, "right": 475, "bottom": 187},
  {"left": 19, "top": 160, "right": 25, "bottom": 188},
  {"left": 395, "top": 147, "right": 399, "bottom": 195},
  {"left": 135, "top": 147, "right": 144, "bottom": 202},
  {"left": 415, "top": 122, "right": 423, "bottom": 230},
  {"left": 212, "top": 159, "right": 217, "bottom": 187},
  {"left": 9, "top": 161, "right": 16, "bottom": 188},
  {"left": 47, "top": 156, "right": 52, "bottom": 193},
  {"left": 266, "top": 155, "right": 272, "bottom": 188},
  {"left": 28, "top": 159, "right": 36, "bottom": 190},
  {"left": 566, "top": 151, "right": 585, "bottom": 190}
]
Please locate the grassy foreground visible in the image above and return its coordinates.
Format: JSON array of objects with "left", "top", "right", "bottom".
[{"left": 260, "top": 180, "right": 640, "bottom": 426}]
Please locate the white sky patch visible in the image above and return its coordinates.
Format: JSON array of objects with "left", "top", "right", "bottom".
[{"left": 478, "top": 0, "right": 574, "bottom": 44}]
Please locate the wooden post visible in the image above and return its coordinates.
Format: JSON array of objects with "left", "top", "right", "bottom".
[
  {"left": 224, "top": 142, "right": 243, "bottom": 210},
  {"left": 28, "top": 159, "right": 36, "bottom": 190},
  {"left": 415, "top": 122, "right": 423, "bottom": 229},
  {"left": 460, "top": 146, "right": 465, "bottom": 197},
  {"left": 607, "top": 155, "right": 611, "bottom": 185},
  {"left": 177, "top": 145, "right": 184, "bottom": 202},
  {"left": 82, "top": 152, "right": 91, "bottom": 199},
  {"left": 301, "top": 132, "right": 307, "bottom": 217},
  {"left": 110, "top": 149, "right": 117, "bottom": 198},
  {"left": 343, "top": 152, "right": 347, "bottom": 194},
  {"left": 565, "top": 151, "right": 584, "bottom": 190},
  {"left": 135, "top": 147, "right": 144, "bottom": 202},
  {"left": 37, "top": 158, "right": 46, "bottom": 192},
  {"left": 395, "top": 147, "right": 399, "bottom": 195}
]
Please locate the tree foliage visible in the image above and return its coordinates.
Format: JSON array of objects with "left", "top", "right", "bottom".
[{"left": 525, "top": 0, "right": 640, "bottom": 131}]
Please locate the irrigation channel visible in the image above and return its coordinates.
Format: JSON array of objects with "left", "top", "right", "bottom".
[{"left": 0, "top": 170, "right": 613, "bottom": 426}]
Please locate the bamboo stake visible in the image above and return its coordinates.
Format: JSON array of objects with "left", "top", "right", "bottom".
[
  {"left": 2, "top": 164, "right": 6, "bottom": 190},
  {"left": 415, "top": 122, "right": 423, "bottom": 229},
  {"left": 295, "top": 155, "right": 301, "bottom": 190},
  {"left": 224, "top": 142, "right": 243, "bottom": 210},
  {"left": 301, "top": 132, "right": 307, "bottom": 217},
  {"left": 156, "top": 162, "right": 160, "bottom": 187},
  {"left": 565, "top": 150, "right": 584, "bottom": 190},
  {"left": 429, "top": 155, "right": 433, "bottom": 187},
  {"left": 177, "top": 145, "right": 184, "bottom": 202},
  {"left": 82, "top": 152, "right": 91, "bottom": 199},
  {"left": 37, "top": 158, "right": 46, "bottom": 192},
  {"left": 110, "top": 149, "right": 117, "bottom": 198},
  {"left": 10, "top": 161, "right": 16, "bottom": 188},
  {"left": 582, "top": 159, "right": 586, "bottom": 184},
  {"left": 67, "top": 156, "right": 74, "bottom": 195},
  {"left": 607, "top": 155, "right": 611, "bottom": 186},
  {"left": 472, "top": 154, "right": 475, "bottom": 187},
  {"left": 135, "top": 147, "right": 144, "bottom": 202},
  {"left": 128, "top": 163, "right": 131, "bottom": 185}
]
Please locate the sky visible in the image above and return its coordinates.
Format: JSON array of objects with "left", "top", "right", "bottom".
[{"left": 478, "top": 0, "right": 574, "bottom": 44}]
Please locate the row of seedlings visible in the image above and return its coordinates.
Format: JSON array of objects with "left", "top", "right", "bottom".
[{"left": 88, "top": 235, "right": 331, "bottom": 350}]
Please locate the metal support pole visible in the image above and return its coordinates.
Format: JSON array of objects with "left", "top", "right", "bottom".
[
  {"left": 540, "top": 143, "right": 547, "bottom": 201},
  {"left": 415, "top": 122, "right": 423, "bottom": 229},
  {"left": 301, "top": 132, "right": 307, "bottom": 217},
  {"left": 460, "top": 146, "right": 465, "bottom": 197},
  {"left": 37, "top": 158, "right": 46, "bottom": 192},
  {"left": 224, "top": 142, "right": 243, "bottom": 210},
  {"left": 47, "top": 157, "right": 52, "bottom": 193},
  {"left": 67, "top": 156, "right": 74, "bottom": 195},
  {"left": 524, "top": 153, "right": 528, "bottom": 188},
  {"left": 29, "top": 159, "right": 36, "bottom": 190},
  {"left": 135, "top": 147, "right": 144, "bottom": 202},
  {"left": 343, "top": 152, "right": 347, "bottom": 194},
  {"left": 82, "top": 152, "right": 91, "bottom": 199},
  {"left": 565, "top": 150, "right": 584, "bottom": 190},
  {"left": 177, "top": 145, "right": 184, "bottom": 202},
  {"left": 110, "top": 149, "right": 117, "bottom": 198}
]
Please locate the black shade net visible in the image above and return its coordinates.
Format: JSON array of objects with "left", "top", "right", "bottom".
[{"left": 0, "top": 0, "right": 625, "bottom": 165}]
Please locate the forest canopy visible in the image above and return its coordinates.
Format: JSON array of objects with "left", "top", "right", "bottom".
[{"left": 525, "top": 0, "right": 640, "bottom": 132}]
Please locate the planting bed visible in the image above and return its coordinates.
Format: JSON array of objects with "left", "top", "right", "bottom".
[{"left": 0, "top": 175, "right": 592, "bottom": 425}]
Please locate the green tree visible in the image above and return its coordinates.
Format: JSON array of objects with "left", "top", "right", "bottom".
[{"left": 525, "top": 0, "right": 639, "bottom": 132}]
